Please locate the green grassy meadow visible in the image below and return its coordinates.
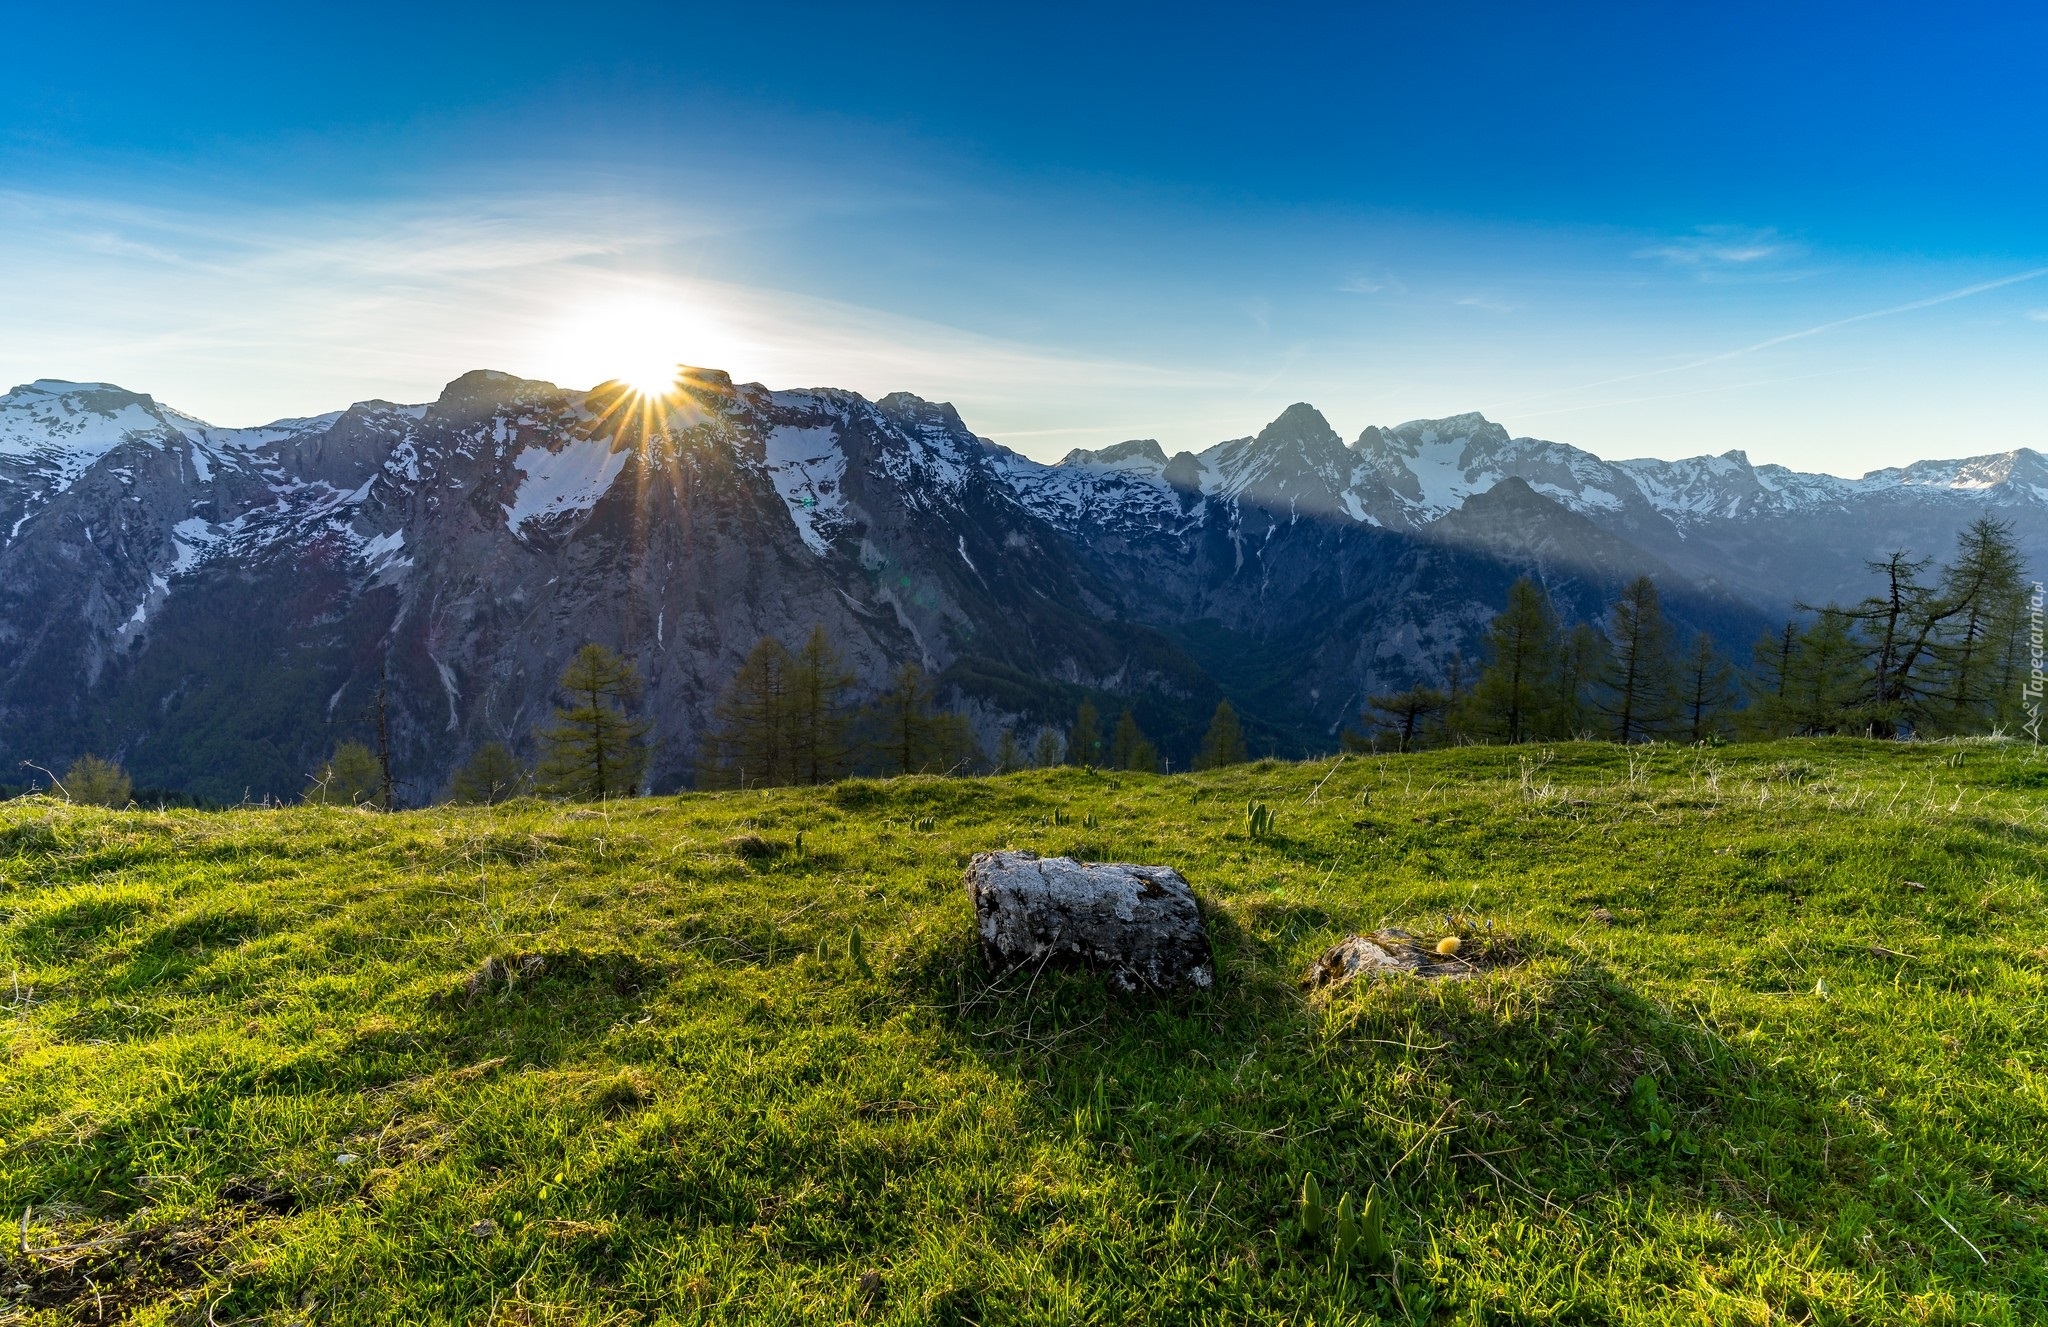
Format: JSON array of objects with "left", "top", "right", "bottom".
[{"left": 2, "top": 740, "right": 2045, "bottom": 1325}]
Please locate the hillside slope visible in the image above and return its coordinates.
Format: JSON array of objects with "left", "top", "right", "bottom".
[{"left": 2, "top": 740, "right": 2044, "bottom": 1324}]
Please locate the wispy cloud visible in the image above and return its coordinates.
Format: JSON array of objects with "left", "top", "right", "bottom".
[
  {"left": 0, "top": 187, "right": 1237, "bottom": 455},
  {"left": 2029, "top": 308, "right": 2048, "bottom": 321},
  {"left": 1336, "top": 271, "right": 1403, "bottom": 296},
  {"left": 1637, "top": 225, "right": 1799, "bottom": 270}
]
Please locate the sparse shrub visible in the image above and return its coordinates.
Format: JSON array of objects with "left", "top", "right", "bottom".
[
  {"left": 307, "top": 741, "right": 383, "bottom": 807},
  {"left": 63, "top": 754, "right": 131, "bottom": 808},
  {"left": 449, "top": 741, "right": 528, "bottom": 805}
]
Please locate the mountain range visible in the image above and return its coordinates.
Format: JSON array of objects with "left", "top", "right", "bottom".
[{"left": 2, "top": 369, "right": 2041, "bottom": 802}]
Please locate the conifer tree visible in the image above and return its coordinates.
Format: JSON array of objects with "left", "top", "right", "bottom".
[
  {"left": 537, "top": 644, "right": 650, "bottom": 799},
  {"left": 1439, "top": 650, "right": 1472, "bottom": 745},
  {"left": 449, "top": 741, "right": 527, "bottom": 804},
  {"left": 1986, "top": 578, "right": 2037, "bottom": 733},
  {"left": 1782, "top": 608, "right": 1865, "bottom": 735},
  {"left": 994, "top": 727, "right": 1022, "bottom": 773},
  {"left": 309, "top": 740, "right": 384, "bottom": 806},
  {"left": 1928, "top": 518, "right": 2027, "bottom": 734},
  {"left": 1745, "top": 622, "right": 1800, "bottom": 736},
  {"left": 64, "top": 754, "right": 132, "bottom": 808},
  {"left": 1109, "top": 708, "right": 1158, "bottom": 771},
  {"left": 698, "top": 637, "right": 796, "bottom": 788},
  {"left": 873, "top": 662, "right": 938, "bottom": 774},
  {"left": 1362, "top": 686, "right": 1446, "bottom": 753},
  {"left": 1030, "top": 726, "right": 1065, "bottom": 768},
  {"left": 1553, "top": 623, "right": 1608, "bottom": 739},
  {"left": 1850, "top": 551, "right": 1941, "bottom": 737},
  {"left": 1596, "top": 576, "right": 1677, "bottom": 743},
  {"left": 1193, "top": 699, "right": 1248, "bottom": 769},
  {"left": 787, "top": 625, "right": 855, "bottom": 784},
  {"left": 1468, "top": 577, "right": 1560, "bottom": 744},
  {"left": 1676, "top": 632, "right": 1738, "bottom": 742},
  {"left": 1070, "top": 698, "right": 1103, "bottom": 767},
  {"left": 928, "top": 709, "right": 984, "bottom": 774}
]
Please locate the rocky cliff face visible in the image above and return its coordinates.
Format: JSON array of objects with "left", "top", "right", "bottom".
[{"left": 2, "top": 369, "right": 2038, "bottom": 801}]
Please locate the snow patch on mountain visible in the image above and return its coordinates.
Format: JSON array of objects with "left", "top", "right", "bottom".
[
  {"left": 359, "top": 529, "right": 411, "bottom": 580},
  {"left": 0, "top": 381, "right": 170, "bottom": 473},
  {"left": 504, "top": 439, "right": 631, "bottom": 532},
  {"left": 171, "top": 516, "right": 227, "bottom": 574},
  {"left": 762, "top": 424, "right": 848, "bottom": 555}
]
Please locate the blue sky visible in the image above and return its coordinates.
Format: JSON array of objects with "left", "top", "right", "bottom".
[{"left": 3, "top": 1, "right": 2043, "bottom": 472}]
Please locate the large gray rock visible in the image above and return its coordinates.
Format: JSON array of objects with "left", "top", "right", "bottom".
[{"left": 965, "top": 850, "right": 1214, "bottom": 992}]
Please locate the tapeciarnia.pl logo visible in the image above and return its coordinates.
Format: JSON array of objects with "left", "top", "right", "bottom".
[{"left": 2025, "top": 581, "right": 2044, "bottom": 744}]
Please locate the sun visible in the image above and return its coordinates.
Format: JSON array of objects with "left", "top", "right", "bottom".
[
  {"left": 621, "top": 360, "right": 682, "bottom": 398},
  {"left": 537, "top": 294, "right": 728, "bottom": 399}
]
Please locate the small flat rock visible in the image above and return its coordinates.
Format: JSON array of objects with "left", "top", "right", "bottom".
[
  {"left": 1304, "top": 931, "right": 1474, "bottom": 988},
  {"left": 965, "top": 850, "right": 1214, "bottom": 991}
]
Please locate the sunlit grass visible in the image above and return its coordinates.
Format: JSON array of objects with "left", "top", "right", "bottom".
[{"left": 1, "top": 739, "right": 2044, "bottom": 1323}]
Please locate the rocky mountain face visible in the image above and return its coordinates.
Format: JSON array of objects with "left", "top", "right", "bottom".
[{"left": 2, "top": 370, "right": 2039, "bottom": 802}]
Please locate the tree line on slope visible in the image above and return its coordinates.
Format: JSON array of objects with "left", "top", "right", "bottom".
[
  {"left": 419, "top": 629, "right": 1255, "bottom": 805},
  {"left": 1356, "top": 517, "right": 2034, "bottom": 751}
]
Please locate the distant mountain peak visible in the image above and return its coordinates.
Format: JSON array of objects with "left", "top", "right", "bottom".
[
  {"left": 1061, "top": 438, "right": 1169, "bottom": 469},
  {"left": 1255, "top": 402, "right": 1342, "bottom": 450},
  {"left": 1360, "top": 412, "right": 1513, "bottom": 455},
  {"left": 875, "top": 391, "right": 976, "bottom": 439}
]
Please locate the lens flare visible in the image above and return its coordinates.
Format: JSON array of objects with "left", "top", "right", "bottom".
[
  {"left": 538, "top": 295, "right": 723, "bottom": 397},
  {"left": 622, "top": 362, "right": 680, "bottom": 398}
]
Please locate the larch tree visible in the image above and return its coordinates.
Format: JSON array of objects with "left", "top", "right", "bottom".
[
  {"left": 1070, "top": 699, "right": 1103, "bottom": 768},
  {"left": 449, "top": 741, "right": 527, "bottom": 805},
  {"left": 1985, "top": 577, "right": 2038, "bottom": 733},
  {"left": 1553, "top": 623, "right": 1609, "bottom": 739},
  {"left": 1596, "top": 576, "right": 1678, "bottom": 744},
  {"left": 1193, "top": 699, "right": 1248, "bottom": 769},
  {"left": 537, "top": 644, "right": 650, "bottom": 800},
  {"left": 1676, "top": 631, "right": 1738, "bottom": 742},
  {"left": 309, "top": 741, "right": 385, "bottom": 807},
  {"left": 1439, "top": 650, "right": 1472, "bottom": 745},
  {"left": 927, "top": 710, "right": 984, "bottom": 774},
  {"left": 787, "top": 625, "right": 855, "bottom": 784},
  {"left": 1107, "top": 708, "right": 1158, "bottom": 772},
  {"left": 993, "top": 727, "right": 1023, "bottom": 773},
  {"left": 1848, "top": 551, "right": 1943, "bottom": 737},
  {"left": 700, "top": 636, "right": 797, "bottom": 789},
  {"left": 1362, "top": 686, "right": 1447, "bottom": 753},
  {"left": 1030, "top": 726, "right": 1065, "bottom": 768},
  {"left": 873, "top": 662, "right": 938, "bottom": 774},
  {"left": 1468, "top": 576, "right": 1560, "bottom": 744},
  {"left": 1745, "top": 621, "right": 1800, "bottom": 737},
  {"left": 1928, "top": 518, "right": 2027, "bottom": 735},
  {"left": 1782, "top": 609, "right": 1866, "bottom": 735}
]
